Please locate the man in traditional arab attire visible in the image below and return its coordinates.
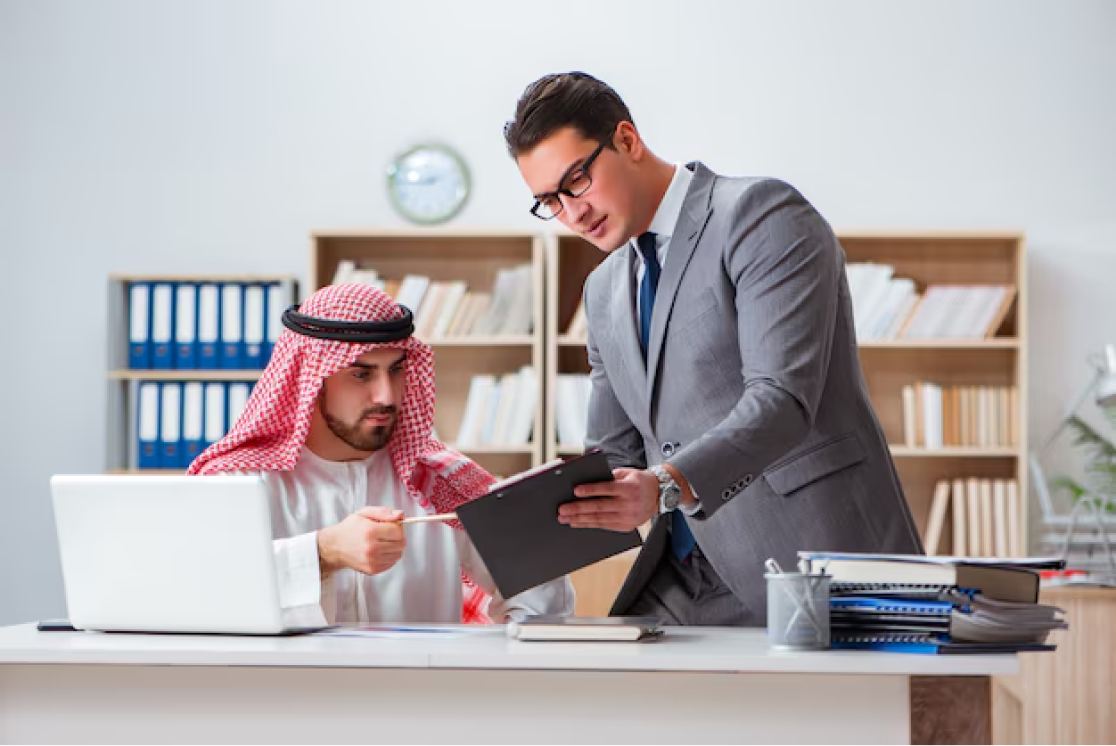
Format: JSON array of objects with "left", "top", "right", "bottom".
[{"left": 188, "top": 283, "right": 574, "bottom": 625}]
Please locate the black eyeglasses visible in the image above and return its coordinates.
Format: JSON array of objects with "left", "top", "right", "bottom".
[{"left": 530, "top": 142, "right": 606, "bottom": 220}]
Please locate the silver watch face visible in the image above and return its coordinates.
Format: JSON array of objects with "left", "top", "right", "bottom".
[{"left": 660, "top": 484, "right": 682, "bottom": 512}]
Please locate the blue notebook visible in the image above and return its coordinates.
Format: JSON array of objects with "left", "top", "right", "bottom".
[{"left": 830, "top": 597, "right": 966, "bottom": 615}]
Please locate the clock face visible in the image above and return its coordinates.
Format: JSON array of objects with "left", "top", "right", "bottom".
[{"left": 386, "top": 143, "right": 470, "bottom": 225}]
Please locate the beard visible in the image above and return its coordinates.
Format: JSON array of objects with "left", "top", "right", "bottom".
[{"left": 321, "top": 394, "right": 398, "bottom": 453}]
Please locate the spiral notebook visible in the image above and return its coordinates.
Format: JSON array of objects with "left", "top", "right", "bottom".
[
  {"left": 829, "top": 582, "right": 977, "bottom": 599},
  {"left": 831, "top": 632, "right": 1055, "bottom": 655},
  {"left": 830, "top": 597, "right": 961, "bottom": 615}
]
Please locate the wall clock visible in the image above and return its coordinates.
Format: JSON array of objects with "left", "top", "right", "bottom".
[{"left": 386, "top": 143, "right": 471, "bottom": 225}]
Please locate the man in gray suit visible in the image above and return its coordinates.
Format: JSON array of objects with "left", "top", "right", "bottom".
[{"left": 506, "top": 72, "right": 922, "bottom": 626}]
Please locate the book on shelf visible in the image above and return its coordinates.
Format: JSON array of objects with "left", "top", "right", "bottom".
[
  {"left": 899, "top": 284, "right": 1015, "bottom": 340},
  {"left": 846, "top": 263, "right": 921, "bottom": 341},
  {"left": 900, "top": 382, "right": 1018, "bottom": 448},
  {"left": 565, "top": 301, "right": 588, "bottom": 339},
  {"left": 134, "top": 379, "right": 255, "bottom": 470},
  {"left": 845, "top": 262, "right": 1015, "bottom": 341},
  {"left": 328, "top": 264, "right": 533, "bottom": 339},
  {"left": 455, "top": 367, "right": 537, "bottom": 448},
  {"left": 922, "top": 477, "right": 1023, "bottom": 558},
  {"left": 554, "top": 373, "right": 592, "bottom": 448},
  {"left": 126, "top": 280, "right": 294, "bottom": 371},
  {"left": 330, "top": 259, "right": 383, "bottom": 289}
]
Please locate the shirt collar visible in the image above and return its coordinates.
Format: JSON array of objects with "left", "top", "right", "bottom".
[
  {"left": 645, "top": 163, "right": 693, "bottom": 241},
  {"left": 300, "top": 444, "right": 386, "bottom": 474}
]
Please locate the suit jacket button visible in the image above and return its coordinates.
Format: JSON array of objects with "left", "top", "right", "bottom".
[
  {"left": 743, "top": 474, "right": 753, "bottom": 486},
  {"left": 721, "top": 489, "right": 732, "bottom": 501},
  {"left": 661, "top": 442, "right": 675, "bottom": 458}
]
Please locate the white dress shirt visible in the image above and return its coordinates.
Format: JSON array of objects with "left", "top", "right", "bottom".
[
  {"left": 632, "top": 164, "right": 703, "bottom": 515},
  {"left": 632, "top": 163, "right": 694, "bottom": 303},
  {"left": 261, "top": 447, "right": 575, "bottom": 624}
]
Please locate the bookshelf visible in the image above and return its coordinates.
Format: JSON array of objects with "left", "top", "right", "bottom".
[
  {"left": 310, "top": 230, "right": 546, "bottom": 479},
  {"left": 106, "top": 274, "right": 299, "bottom": 473},
  {"left": 547, "top": 230, "right": 1028, "bottom": 614},
  {"left": 842, "top": 232, "right": 1028, "bottom": 558}
]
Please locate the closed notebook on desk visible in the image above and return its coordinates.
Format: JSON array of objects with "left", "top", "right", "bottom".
[
  {"left": 508, "top": 616, "right": 661, "bottom": 642},
  {"left": 455, "top": 450, "right": 641, "bottom": 598}
]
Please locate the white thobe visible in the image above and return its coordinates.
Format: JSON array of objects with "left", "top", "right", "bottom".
[{"left": 258, "top": 447, "right": 575, "bottom": 624}]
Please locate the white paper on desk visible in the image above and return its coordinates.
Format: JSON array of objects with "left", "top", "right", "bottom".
[{"left": 315, "top": 625, "right": 502, "bottom": 639}]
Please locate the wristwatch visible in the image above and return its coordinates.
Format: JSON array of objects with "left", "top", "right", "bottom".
[{"left": 649, "top": 464, "right": 682, "bottom": 513}]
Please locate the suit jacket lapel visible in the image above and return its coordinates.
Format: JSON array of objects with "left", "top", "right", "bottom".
[
  {"left": 645, "top": 163, "right": 716, "bottom": 402},
  {"left": 611, "top": 243, "right": 647, "bottom": 386}
]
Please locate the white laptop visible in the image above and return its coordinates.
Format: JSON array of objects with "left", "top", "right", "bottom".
[{"left": 50, "top": 474, "right": 327, "bottom": 635}]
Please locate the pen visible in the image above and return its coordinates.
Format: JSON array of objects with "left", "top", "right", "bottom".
[{"left": 399, "top": 512, "right": 458, "bottom": 525}]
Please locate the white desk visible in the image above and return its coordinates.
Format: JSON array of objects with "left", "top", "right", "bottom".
[{"left": 0, "top": 623, "right": 1016, "bottom": 744}]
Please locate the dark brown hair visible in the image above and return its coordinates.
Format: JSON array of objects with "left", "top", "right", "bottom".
[{"left": 504, "top": 72, "right": 633, "bottom": 158}]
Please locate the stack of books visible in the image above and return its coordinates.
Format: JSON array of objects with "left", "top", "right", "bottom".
[
  {"left": 330, "top": 261, "right": 535, "bottom": 339},
  {"left": 798, "top": 552, "right": 1068, "bottom": 654},
  {"left": 455, "top": 367, "right": 538, "bottom": 448},
  {"left": 900, "top": 382, "right": 1018, "bottom": 449},
  {"left": 845, "top": 262, "right": 1016, "bottom": 341}
]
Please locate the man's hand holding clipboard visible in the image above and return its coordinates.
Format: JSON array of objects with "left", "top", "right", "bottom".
[
  {"left": 451, "top": 450, "right": 642, "bottom": 599},
  {"left": 559, "top": 467, "right": 660, "bottom": 532},
  {"left": 560, "top": 462, "right": 698, "bottom": 533}
]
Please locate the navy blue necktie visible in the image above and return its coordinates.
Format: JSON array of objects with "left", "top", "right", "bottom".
[
  {"left": 637, "top": 232, "right": 660, "bottom": 359},
  {"left": 637, "top": 232, "right": 696, "bottom": 561}
]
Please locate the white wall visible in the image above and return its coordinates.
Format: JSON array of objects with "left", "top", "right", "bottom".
[{"left": 2, "top": 0, "right": 1114, "bottom": 625}]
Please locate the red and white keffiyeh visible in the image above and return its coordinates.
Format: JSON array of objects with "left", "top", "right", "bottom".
[{"left": 187, "top": 283, "right": 496, "bottom": 623}]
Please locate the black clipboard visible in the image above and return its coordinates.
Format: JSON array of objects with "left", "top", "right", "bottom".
[{"left": 455, "top": 449, "right": 641, "bottom": 598}]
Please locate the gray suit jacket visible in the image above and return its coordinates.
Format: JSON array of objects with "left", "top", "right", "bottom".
[{"left": 583, "top": 164, "right": 923, "bottom": 624}]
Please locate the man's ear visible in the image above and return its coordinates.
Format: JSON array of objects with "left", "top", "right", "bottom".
[{"left": 615, "top": 121, "right": 644, "bottom": 161}]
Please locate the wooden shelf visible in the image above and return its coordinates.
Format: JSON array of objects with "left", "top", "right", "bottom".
[
  {"left": 110, "top": 370, "right": 263, "bottom": 381},
  {"left": 444, "top": 444, "right": 535, "bottom": 455},
  {"left": 556, "top": 445, "right": 584, "bottom": 456},
  {"left": 423, "top": 336, "right": 534, "bottom": 347},
  {"left": 109, "top": 273, "right": 297, "bottom": 283},
  {"left": 313, "top": 228, "right": 538, "bottom": 240},
  {"left": 559, "top": 337, "right": 1021, "bottom": 350},
  {"left": 888, "top": 446, "right": 1020, "bottom": 458},
  {"left": 832, "top": 229, "right": 1024, "bottom": 241},
  {"left": 859, "top": 338, "right": 1020, "bottom": 350}
]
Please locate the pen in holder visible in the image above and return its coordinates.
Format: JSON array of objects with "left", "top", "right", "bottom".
[{"left": 764, "top": 558, "right": 830, "bottom": 650}]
